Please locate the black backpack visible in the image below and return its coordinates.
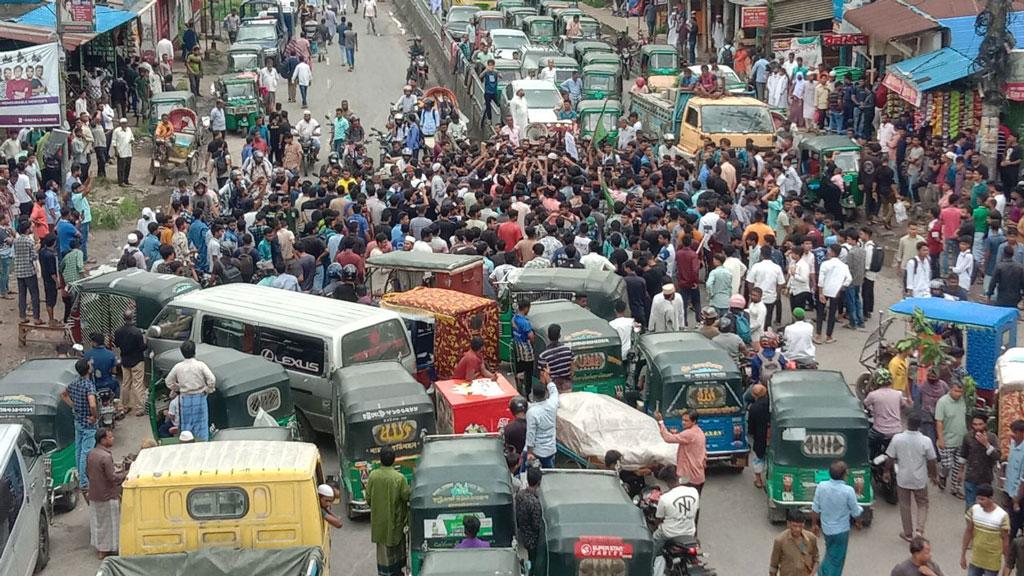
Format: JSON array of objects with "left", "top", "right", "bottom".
[
  {"left": 720, "top": 48, "right": 734, "bottom": 67},
  {"left": 869, "top": 244, "right": 885, "bottom": 273},
  {"left": 116, "top": 248, "right": 140, "bottom": 271}
]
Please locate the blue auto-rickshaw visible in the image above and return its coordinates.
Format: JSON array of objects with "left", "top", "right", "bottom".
[{"left": 888, "top": 298, "right": 1018, "bottom": 399}]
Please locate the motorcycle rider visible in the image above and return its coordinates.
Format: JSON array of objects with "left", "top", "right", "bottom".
[
  {"left": 863, "top": 368, "right": 910, "bottom": 459},
  {"left": 242, "top": 149, "right": 273, "bottom": 182},
  {"left": 781, "top": 307, "right": 816, "bottom": 368},
  {"left": 712, "top": 316, "right": 748, "bottom": 364},
  {"left": 293, "top": 109, "right": 321, "bottom": 160},
  {"left": 419, "top": 99, "right": 441, "bottom": 140},
  {"left": 332, "top": 264, "right": 359, "bottom": 301},
  {"left": 396, "top": 85, "right": 418, "bottom": 114},
  {"left": 651, "top": 465, "right": 699, "bottom": 576}
]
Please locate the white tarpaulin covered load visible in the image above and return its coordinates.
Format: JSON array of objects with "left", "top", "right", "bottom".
[{"left": 556, "top": 392, "right": 677, "bottom": 469}]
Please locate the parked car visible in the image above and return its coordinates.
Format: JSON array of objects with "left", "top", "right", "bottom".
[{"left": 236, "top": 19, "right": 285, "bottom": 62}]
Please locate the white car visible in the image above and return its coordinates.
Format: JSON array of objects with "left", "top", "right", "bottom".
[
  {"left": 489, "top": 28, "right": 531, "bottom": 60},
  {"left": 502, "top": 79, "right": 569, "bottom": 126}
]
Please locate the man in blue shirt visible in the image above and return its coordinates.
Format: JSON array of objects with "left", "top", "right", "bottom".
[
  {"left": 560, "top": 71, "right": 583, "bottom": 108},
  {"left": 750, "top": 53, "right": 770, "bottom": 102},
  {"left": 60, "top": 358, "right": 97, "bottom": 490},
  {"left": 188, "top": 210, "right": 211, "bottom": 273},
  {"left": 481, "top": 59, "right": 500, "bottom": 128},
  {"left": 139, "top": 221, "right": 162, "bottom": 269},
  {"left": 84, "top": 333, "right": 119, "bottom": 397},
  {"left": 55, "top": 209, "right": 80, "bottom": 259},
  {"left": 1003, "top": 420, "right": 1024, "bottom": 539},
  {"left": 810, "top": 460, "right": 863, "bottom": 576}
]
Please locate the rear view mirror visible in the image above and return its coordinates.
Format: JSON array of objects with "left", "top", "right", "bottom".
[
  {"left": 38, "top": 438, "right": 58, "bottom": 455},
  {"left": 147, "top": 325, "right": 162, "bottom": 338}
]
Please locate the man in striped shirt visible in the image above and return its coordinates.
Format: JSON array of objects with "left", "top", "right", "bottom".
[{"left": 537, "top": 324, "right": 574, "bottom": 393}]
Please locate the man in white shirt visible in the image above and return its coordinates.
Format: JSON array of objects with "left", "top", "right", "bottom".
[
  {"left": 782, "top": 307, "right": 816, "bottom": 364},
  {"left": 616, "top": 117, "right": 637, "bottom": 149},
  {"left": 581, "top": 246, "right": 616, "bottom": 271},
  {"left": 745, "top": 257, "right": 786, "bottom": 332},
  {"left": 877, "top": 115, "right": 896, "bottom": 160},
  {"left": 652, "top": 465, "right": 700, "bottom": 576},
  {"left": 294, "top": 110, "right": 321, "bottom": 158},
  {"left": 722, "top": 248, "right": 747, "bottom": 296},
  {"left": 110, "top": 118, "right": 135, "bottom": 186},
  {"left": 608, "top": 301, "right": 634, "bottom": 359},
  {"left": 951, "top": 235, "right": 974, "bottom": 295},
  {"left": 259, "top": 60, "right": 281, "bottom": 111},
  {"left": 156, "top": 37, "right": 175, "bottom": 64},
  {"left": 905, "top": 241, "right": 932, "bottom": 298},
  {"left": 816, "top": 243, "right": 852, "bottom": 343},
  {"left": 291, "top": 56, "right": 313, "bottom": 108},
  {"left": 510, "top": 88, "right": 529, "bottom": 134},
  {"left": 649, "top": 284, "right": 686, "bottom": 332},
  {"left": 539, "top": 59, "right": 558, "bottom": 83}
]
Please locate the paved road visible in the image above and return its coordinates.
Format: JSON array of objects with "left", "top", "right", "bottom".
[{"left": 40, "top": 10, "right": 982, "bottom": 576}]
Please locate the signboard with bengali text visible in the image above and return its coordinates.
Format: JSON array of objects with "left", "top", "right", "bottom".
[
  {"left": 0, "top": 43, "right": 61, "bottom": 128},
  {"left": 741, "top": 6, "right": 768, "bottom": 28}
]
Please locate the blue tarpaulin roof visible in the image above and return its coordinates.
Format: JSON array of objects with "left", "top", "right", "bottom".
[
  {"left": 941, "top": 12, "right": 1024, "bottom": 59},
  {"left": 14, "top": 3, "right": 137, "bottom": 34},
  {"left": 889, "top": 298, "right": 1019, "bottom": 329},
  {"left": 888, "top": 47, "right": 975, "bottom": 93}
]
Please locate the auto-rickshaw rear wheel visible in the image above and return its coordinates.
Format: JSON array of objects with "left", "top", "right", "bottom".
[{"left": 54, "top": 473, "right": 79, "bottom": 513}]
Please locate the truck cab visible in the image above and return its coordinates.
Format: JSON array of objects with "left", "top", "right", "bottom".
[{"left": 675, "top": 96, "right": 775, "bottom": 159}]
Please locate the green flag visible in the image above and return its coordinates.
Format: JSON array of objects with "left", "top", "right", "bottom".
[{"left": 591, "top": 100, "right": 610, "bottom": 150}]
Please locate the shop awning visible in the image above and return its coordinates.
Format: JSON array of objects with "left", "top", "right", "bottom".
[
  {"left": 0, "top": 21, "right": 94, "bottom": 49},
  {"left": 15, "top": 3, "right": 139, "bottom": 34},
  {"left": 882, "top": 47, "right": 974, "bottom": 107},
  {"left": 844, "top": 0, "right": 940, "bottom": 41}
]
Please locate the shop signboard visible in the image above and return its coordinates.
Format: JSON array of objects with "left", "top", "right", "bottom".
[
  {"left": 772, "top": 36, "right": 822, "bottom": 69},
  {"left": 741, "top": 6, "right": 768, "bottom": 28},
  {"left": 0, "top": 43, "right": 61, "bottom": 128},
  {"left": 1007, "top": 50, "right": 1024, "bottom": 102},
  {"left": 882, "top": 71, "right": 921, "bottom": 108},
  {"left": 59, "top": 0, "right": 96, "bottom": 33},
  {"left": 822, "top": 33, "right": 867, "bottom": 47}
]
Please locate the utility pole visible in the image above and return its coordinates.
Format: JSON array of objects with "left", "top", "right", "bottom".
[
  {"left": 55, "top": 0, "right": 69, "bottom": 131},
  {"left": 978, "top": 0, "right": 1012, "bottom": 175}
]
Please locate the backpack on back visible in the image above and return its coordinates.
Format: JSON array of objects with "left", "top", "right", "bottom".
[
  {"left": 869, "top": 244, "right": 885, "bottom": 273},
  {"left": 757, "top": 349, "right": 783, "bottom": 385},
  {"left": 117, "top": 248, "right": 140, "bottom": 271}
]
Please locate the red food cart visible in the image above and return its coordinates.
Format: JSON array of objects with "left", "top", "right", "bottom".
[{"left": 435, "top": 374, "right": 518, "bottom": 434}]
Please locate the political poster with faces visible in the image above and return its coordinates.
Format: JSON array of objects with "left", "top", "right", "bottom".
[{"left": 0, "top": 43, "right": 61, "bottom": 128}]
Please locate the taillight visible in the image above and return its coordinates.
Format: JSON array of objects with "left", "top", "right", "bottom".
[{"left": 686, "top": 547, "right": 698, "bottom": 557}]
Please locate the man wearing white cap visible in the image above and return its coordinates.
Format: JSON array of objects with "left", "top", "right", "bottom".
[
  {"left": 318, "top": 484, "right": 343, "bottom": 528},
  {"left": 110, "top": 118, "right": 135, "bottom": 186},
  {"left": 118, "top": 233, "right": 146, "bottom": 270},
  {"left": 649, "top": 283, "right": 685, "bottom": 333}
]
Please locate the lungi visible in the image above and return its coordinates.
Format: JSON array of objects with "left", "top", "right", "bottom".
[
  {"left": 376, "top": 541, "right": 406, "bottom": 576},
  {"left": 90, "top": 499, "right": 120, "bottom": 552},
  {"left": 179, "top": 393, "right": 210, "bottom": 440}
]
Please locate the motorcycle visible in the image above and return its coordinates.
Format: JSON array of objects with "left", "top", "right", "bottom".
[
  {"left": 635, "top": 485, "right": 716, "bottom": 576},
  {"left": 97, "top": 388, "right": 118, "bottom": 429},
  {"left": 407, "top": 40, "right": 429, "bottom": 85},
  {"left": 370, "top": 128, "right": 393, "bottom": 168},
  {"left": 868, "top": 427, "right": 898, "bottom": 505},
  {"left": 299, "top": 135, "right": 318, "bottom": 176}
]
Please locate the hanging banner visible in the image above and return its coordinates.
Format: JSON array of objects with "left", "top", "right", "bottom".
[
  {"left": 741, "top": 6, "right": 768, "bottom": 28},
  {"left": 882, "top": 71, "right": 921, "bottom": 108},
  {"left": 0, "top": 43, "right": 62, "bottom": 128},
  {"left": 772, "top": 36, "right": 823, "bottom": 69},
  {"left": 59, "top": 0, "right": 96, "bottom": 33}
]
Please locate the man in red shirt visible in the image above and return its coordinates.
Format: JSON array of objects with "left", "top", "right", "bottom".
[
  {"left": 927, "top": 207, "right": 943, "bottom": 279},
  {"left": 334, "top": 237, "right": 365, "bottom": 284},
  {"left": 939, "top": 195, "right": 964, "bottom": 275},
  {"left": 452, "top": 336, "right": 495, "bottom": 381},
  {"left": 497, "top": 209, "right": 524, "bottom": 261},
  {"left": 675, "top": 235, "right": 701, "bottom": 323}
]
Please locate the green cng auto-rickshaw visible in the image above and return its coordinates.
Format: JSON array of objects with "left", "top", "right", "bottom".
[
  {"left": 0, "top": 359, "right": 81, "bottom": 513},
  {"left": 535, "top": 470, "right": 654, "bottom": 576},
  {"left": 333, "top": 362, "right": 435, "bottom": 519},
  {"left": 409, "top": 434, "right": 514, "bottom": 575},
  {"left": 573, "top": 40, "right": 614, "bottom": 65},
  {"left": 75, "top": 269, "right": 200, "bottom": 341},
  {"left": 640, "top": 44, "right": 680, "bottom": 77},
  {"left": 216, "top": 71, "right": 262, "bottom": 133},
  {"left": 631, "top": 332, "right": 749, "bottom": 468},
  {"left": 148, "top": 91, "right": 196, "bottom": 133},
  {"left": 150, "top": 345, "right": 296, "bottom": 442},
  {"left": 227, "top": 44, "right": 262, "bottom": 73},
  {"left": 521, "top": 15, "right": 556, "bottom": 44},
  {"left": 581, "top": 63, "right": 621, "bottom": 101},
  {"left": 503, "top": 6, "right": 537, "bottom": 28},
  {"left": 420, "top": 548, "right": 521, "bottom": 576},
  {"left": 577, "top": 99, "right": 621, "bottom": 142},
  {"left": 528, "top": 300, "right": 625, "bottom": 397},
  {"left": 498, "top": 267, "right": 628, "bottom": 361},
  {"left": 798, "top": 134, "right": 863, "bottom": 216},
  {"left": 766, "top": 370, "right": 874, "bottom": 524},
  {"left": 582, "top": 51, "right": 621, "bottom": 68}
]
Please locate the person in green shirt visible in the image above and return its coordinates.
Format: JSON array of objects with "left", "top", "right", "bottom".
[
  {"left": 706, "top": 252, "right": 733, "bottom": 314},
  {"left": 366, "top": 446, "right": 410, "bottom": 576},
  {"left": 935, "top": 382, "right": 968, "bottom": 496},
  {"left": 973, "top": 198, "right": 995, "bottom": 270},
  {"left": 961, "top": 483, "right": 1009, "bottom": 574},
  {"left": 186, "top": 45, "right": 203, "bottom": 97},
  {"left": 970, "top": 166, "right": 989, "bottom": 210}
]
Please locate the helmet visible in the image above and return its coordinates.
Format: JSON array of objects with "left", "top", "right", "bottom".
[
  {"left": 929, "top": 279, "right": 946, "bottom": 291},
  {"left": 509, "top": 396, "right": 528, "bottom": 415},
  {"left": 341, "top": 264, "right": 358, "bottom": 282},
  {"left": 729, "top": 294, "right": 746, "bottom": 309},
  {"left": 327, "top": 262, "right": 343, "bottom": 280},
  {"left": 759, "top": 330, "right": 780, "bottom": 348},
  {"left": 873, "top": 368, "right": 893, "bottom": 388},
  {"left": 701, "top": 306, "right": 718, "bottom": 321},
  {"left": 717, "top": 316, "right": 734, "bottom": 333},
  {"left": 328, "top": 152, "right": 340, "bottom": 166}
]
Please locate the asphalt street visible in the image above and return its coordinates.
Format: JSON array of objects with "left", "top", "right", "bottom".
[{"left": 40, "top": 8, "right": 986, "bottom": 576}]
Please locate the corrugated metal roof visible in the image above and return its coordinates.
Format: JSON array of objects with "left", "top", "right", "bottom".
[
  {"left": 844, "top": 0, "right": 940, "bottom": 41},
  {"left": 910, "top": 0, "right": 1024, "bottom": 19},
  {"left": 889, "top": 47, "right": 975, "bottom": 92},
  {"left": 941, "top": 12, "right": 1024, "bottom": 59}
]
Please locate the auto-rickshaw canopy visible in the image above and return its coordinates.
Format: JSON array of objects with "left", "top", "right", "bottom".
[
  {"left": 503, "top": 268, "right": 628, "bottom": 320},
  {"left": 537, "top": 470, "right": 653, "bottom": 574},
  {"left": 797, "top": 134, "right": 861, "bottom": 156},
  {"left": 153, "top": 345, "right": 294, "bottom": 429},
  {"left": 368, "top": 251, "right": 483, "bottom": 272},
  {"left": 640, "top": 44, "right": 679, "bottom": 72},
  {"left": 0, "top": 359, "right": 77, "bottom": 448},
  {"left": 573, "top": 40, "right": 613, "bottom": 61},
  {"left": 334, "top": 362, "right": 435, "bottom": 460},
  {"left": 522, "top": 15, "right": 555, "bottom": 41},
  {"left": 770, "top": 370, "right": 868, "bottom": 430},
  {"left": 412, "top": 435, "right": 512, "bottom": 510},
  {"left": 211, "top": 426, "right": 293, "bottom": 442},
  {"left": 527, "top": 300, "right": 620, "bottom": 352},
  {"left": 420, "top": 548, "right": 520, "bottom": 576},
  {"left": 638, "top": 332, "right": 743, "bottom": 384},
  {"left": 96, "top": 545, "right": 325, "bottom": 576},
  {"left": 76, "top": 269, "right": 200, "bottom": 333},
  {"left": 227, "top": 45, "right": 262, "bottom": 72}
]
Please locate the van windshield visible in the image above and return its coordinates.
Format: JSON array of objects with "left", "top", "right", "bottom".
[
  {"left": 342, "top": 320, "right": 411, "bottom": 366},
  {"left": 700, "top": 105, "right": 774, "bottom": 134}
]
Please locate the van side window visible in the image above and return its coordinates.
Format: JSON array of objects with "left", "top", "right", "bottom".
[
  {"left": 685, "top": 107, "right": 698, "bottom": 128},
  {"left": 151, "top": 306, "right": 195, "bottom": 342},
  {"left": 0, "top": 455, "right": 25, "bottom": 550},
  {"left": 257, "top": 328, "right": 325, "bottom": 376},
  {"left": 341, "top": 320, "right": 412, "bottom": 366},
  {"left": 187, "top": 487, "right": 249, "bottom": 520},
  {"left": 201, "top": 316, "right": 257, "bottom": 353}
]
